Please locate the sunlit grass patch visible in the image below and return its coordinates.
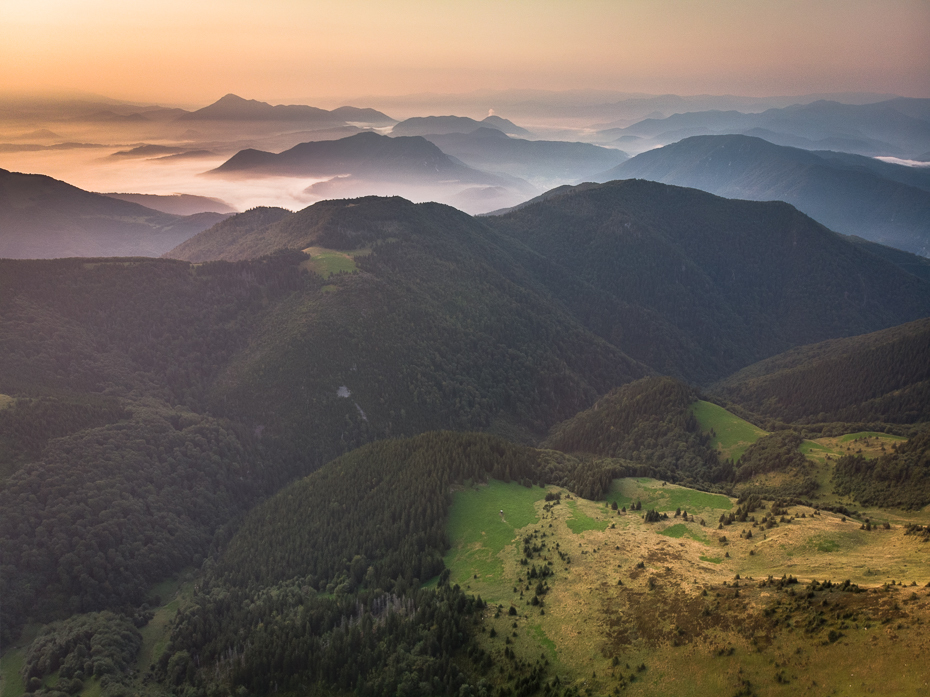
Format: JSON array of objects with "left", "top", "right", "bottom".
[
  {"left": 659, "top": 523, "right": 709, "bottom": 544},
  {"left": 301, "top": 246, "right": 372, "bottom": 278},
  {"left": 0, "top": 394, "right": 14, "bottom": 410},
  {"left": 443, "top": 480, "right": 545, "bottom": 600},
  {"left": 565, "top": 500, "right": 609, "bottom": 534},
  {"left": 803, "top": 431, "right": 907, "bottom": 465},
  {"left": 608, "top": 478, "right": 732, "bottom": 514},
  {"left": 691, "top": 400, "right": 767, "bottom": 461}
]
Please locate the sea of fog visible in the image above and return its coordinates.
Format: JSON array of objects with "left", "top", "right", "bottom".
[{"left": 0, "top": 147, "right": 334, "bottom": 212}]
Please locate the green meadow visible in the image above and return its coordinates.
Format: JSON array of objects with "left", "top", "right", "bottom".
[
  {"left": 443, "top": 480, "right": 545, "bottom": 600},
  {"left": 690, "top": 400, "right": 766, "bottom": 461}
]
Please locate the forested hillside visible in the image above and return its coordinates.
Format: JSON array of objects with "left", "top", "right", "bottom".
[
  {"left": 174, "top": 183, "right": 930, "bottom": 385},
  {"left": 155, "top": 433, "right": 546, "bottom": 697},
  {"left": 711, "top": 317, "right": 930, "bottom": 424},
  {"left": 542, "top": 376, "right": 726, "bottom": 487},
  {"left": 486, "top": 179, "right": 930, "bottom": 382},
  {"left": 3, "top": 186, "right": 930, "bottom": 697},
  {"left": 832, "top": 426, "right": 930, "bottom": 509}
]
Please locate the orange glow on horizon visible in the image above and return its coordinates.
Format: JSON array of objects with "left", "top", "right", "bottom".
[{"left": 0, "top": 0, "right": 928, "bottom": 106}]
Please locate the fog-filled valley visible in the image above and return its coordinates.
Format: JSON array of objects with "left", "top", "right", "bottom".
[{"left": 3, "top": 77, "right": 930, "bottom": 697}]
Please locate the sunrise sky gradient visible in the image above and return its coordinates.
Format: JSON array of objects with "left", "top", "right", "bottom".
[{"left": 2, "top": 0, "right": 929, "bottom": 106}]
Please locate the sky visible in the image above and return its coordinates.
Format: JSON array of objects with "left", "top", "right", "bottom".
[{"left": 1, "top": 0, "right": 929, "bottom": 106}]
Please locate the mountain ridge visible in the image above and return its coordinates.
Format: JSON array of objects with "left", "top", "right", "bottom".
[
  {"left": 595, "top": 134, "right": 930, "bottom": 256},
  {"left": 0, "top": 168, "right": 231, "bottom": 258}
]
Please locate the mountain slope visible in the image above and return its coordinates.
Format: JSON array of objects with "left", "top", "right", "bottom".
[
  {"left": 209, "top": 131, "right": 524, "bottom": 188},
  {"left": 177, "top": 93, "right": 394, "bottom": 125},
  {"left": 392, "top": 114, "right": 531, "bottom": 137},
  {"left": 0, "top": 169, "right": 230, "bottom": 258},
  {"left": 711, "top": 317, "right": 930, "bottom": 425},
  {"left": 164, "top": 206, "right": 293, "bottom": 261},
  {"left": 424, "top": 128, "right": 627, "bottom": 186},
  {"left": 595, "top": 135, "right": 930, "bottom": 256},
  {"left": 486, "top": 179, "right": 930, "bottom": 382}
]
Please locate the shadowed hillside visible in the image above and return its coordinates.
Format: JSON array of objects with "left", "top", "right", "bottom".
[
  {"left": 595, "top": 135, "right": 930, "bottom": 255},
  {"left": 0, "top": 169, "right": 230, "bottom": 258}
]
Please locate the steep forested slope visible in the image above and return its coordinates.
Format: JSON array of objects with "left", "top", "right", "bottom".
[
  {"left": 486, "top": 179, "right": 930, "bottom": 382},
  {"left": 542, "top": 376, "right": 726, "bottom": 487},
  {"left": 0, "top": 169, "right": 229, "bottom": 259},
  {"left": 832, "top": 426, "right": 930, "bottom": 509},
  {"left": 711, "top": 317, "right": 930, "bottom": 425},
  {"left": 204, "top": 198, "right": 647, "bottom": 458}
]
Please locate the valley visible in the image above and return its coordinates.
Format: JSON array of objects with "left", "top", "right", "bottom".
[{"left": 2, "top": 88, "right": 930, "bottom": 697}]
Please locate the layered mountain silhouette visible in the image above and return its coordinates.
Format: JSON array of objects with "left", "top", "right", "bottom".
[
  {"left": 103, "top": 192, "right": 237, "bottom": 215},
  {"left": 171, "top": 181, "right": 930, "bottom": 384},
  {"left": 177, "top": 94, "right": 395, "bottom": 125},
  {"left": 423, "top": 128, "right": 627, "bottom": 186},
  {"left": 210, "top": 131, "right": 532, "bottom": 191},
  {"left": 595, "top": 135, "right": 930, "bottom": 256},
  {"left": 599, "top": 98, "right": 930, "bottom": 158},
  {"left": 392, "top": 114, "right": 532, "bottom": 137},
  {"left": 0, "top": 169, "right": 231, "bottom": 258}
]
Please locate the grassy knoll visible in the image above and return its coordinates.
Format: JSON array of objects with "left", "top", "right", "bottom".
[
  {"left": 691, "top": 400, "right": 766, "bottom": 461},
  {"left": 0, "top": 394, "right": 14, "bottom": 410},
  {"left": 300, "top": 246, "right": 371, "bottom": 278},
  {"left": 444, "top": 475, "right": 930, "bottom": 696}
]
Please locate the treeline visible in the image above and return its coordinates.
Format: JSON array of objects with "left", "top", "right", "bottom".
[
  {"left": 158, "top": 430, "right": 588, "bottom": 697},
  {"left": 210, "top": 431, "right": 541, "bottom": 593},
  {"left": 832, "top": 426, "right": 930, "bottom": 509},
  {"left": 542, "top": 376, "right": 726, "bottom": 488}
]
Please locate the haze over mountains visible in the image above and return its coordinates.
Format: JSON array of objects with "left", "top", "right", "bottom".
[
  {"left": 3, "top": 88, "right": 930, "bottom": 697},
  {"left": 596, "top": 134, "right": 930, "bottom": 256},
  {"left": 2, "top": 90, "right": 929, "bottom": 246},
  {"left": 0, "top": 169, "right": 231, "bottom": 258},
  {"left": 592, "top": 98, "right": 930, "bottom": 157}
]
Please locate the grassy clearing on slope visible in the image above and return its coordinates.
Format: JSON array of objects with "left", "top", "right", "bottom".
[
  {"left": 606, "top": 478, "right": 732, "bottom": 514},
  {"left": 0, "top": 394, "right": 14, "bottom": 410},
  {"left": 802, "top": 431, "right": 907, "bottom": 465},
  {"left": 565, "top": 500, "right": 609, "bottom": 534},
  {"left": 659, "top": 523, "right": 710, "bottom": 544},
  {"left": 448, "top": 475, "right": 930, "bottom": 696},
  {"left": 301, "top": 246, "right": 371, "bottom": 278},
  {"left": 137, "top": 574, "right": 194, "bottom": 674},
  {"left": 691, "top": 400, "right": 766, "bottom": 461},
  {"left": 444, "top": 480, "right": 545, "bottom": 601}
]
